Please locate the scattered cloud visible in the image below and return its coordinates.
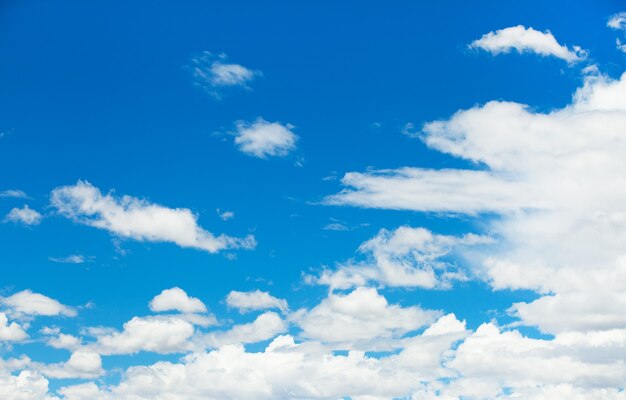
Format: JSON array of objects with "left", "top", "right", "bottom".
[
  {"left": 1, "top": 290, "right": 76, "bottom": 318},
  {"left": 149, "top": 287, "right": 207, "bottom": 314},
  {"left": 50, "top": 181, "right": 256, "bottom": 254},
  {"left": 217, "top": 209, "right": 235, "bottom": 221},
  {"left": 232, "top": 118, "right": 298, "bottom": 158},
  {"left": 608, "top": 12, "right": 626, "bottom": 30},
  {"left": 48, "top": 255, "right": 91, "bottom": 264},
  {"left": 226, "top": 290, "right": 288, "bottom": 313},
  {"left": 4, "top": 205, "right": 42, "bottom": 225},
  {"left": 0, "top": 190, "right": 28, "bottom": 199},
  {"left": 0, "top": 313, "right": 28, "bottom": 341},
  {"left": 470, "top": 25, "right": 586, "bottom": 62},
  {"left": 314, "top": 226, "right": 491, "bottom": 289},
  {"left": 189, "top": 51, "right": 260, "bottom": 98}
]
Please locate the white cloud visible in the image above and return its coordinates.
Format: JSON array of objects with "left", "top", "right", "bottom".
[
  {"left": 203, "top": 311, "right": 287, "bottom": 348},
  {"left": 293, "top": 287, "right": 439, "bottom": 349},
  {"left": 315, "top": 226, "right": 491, "bottom": 289},
  {"left": 5, "top": 205, "right": 42, "bottom": 225},
  {"left": 48, "top": 255, "right": 89, "bottom": 264},
  {"left": 0, "top": 370, "right": 56, "bottom": 400},
  {"left": 0, "top": 190, "right": 28, "bottom": 199},
  {"left": 608, "top": 12, "right": 626, "bottom": 30},
  {"left": 88, "top": 315, "right": 196, "bottom": 355},
  {"left": 50, "top": 181, "right": 255, "bottom": 254},
  {"left": 2, "top": 290, "right": 76, "bottom": 318},
  {"left": 38, "top": 351, "right": 103, "bottom": 380},
  {"left": 226, "top": 290, "right": 288, "bottom": 313},
  {"left": 327, "top": 70, "right": 626, "bottom": 339},
  {"left": 470, "top": 25, "right": 586, "bottom": 62},
  {"left": 190, "top": 51, "right": 259, "bottom": 98},
  {"left": 0, "top": 313, "right": 27, "bottom": 341},
  {"left": 217, "top": 209, "right": 235, "bottom": 221},
  {"left": 233, "top": 118, "right": 298, "bottom": 158},
  {"left": 149, "top": 287, "right": 207, "bottom": 314}
]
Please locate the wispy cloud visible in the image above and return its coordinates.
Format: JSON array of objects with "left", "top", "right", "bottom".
[
  {"left": 5, "top": 205, "right": 42, "bottom": 225},
  {"left": 0, "top": 189, "right": 28, "bottom": 199},
  {"left": 189, "top": 51, "right": 260, "bottom": 99},
  {"left": 48, "top": 254, "right": 92, "bottom": 264}
]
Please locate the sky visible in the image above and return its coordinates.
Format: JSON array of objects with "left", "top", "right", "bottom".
[{"left": 1, "top": 0, "right": 626, "bottom": 398}]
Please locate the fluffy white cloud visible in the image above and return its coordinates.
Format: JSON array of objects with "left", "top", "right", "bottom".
[
  {"left": 38, "top": 351, "right": 103, "bottom": 379},
  {"left": 233, "top": 118, "right": 298, "bottom": 158},
  {"left": 88, "top": 315, "right": 196, "bottom": 355},
  {"left": 315, "top": 226, "right": 491, "bottom": 289},
  {"left": 1, "top": 290, "right": 76, "bottom": 318},
  {"left": 190, "top": 51, "right": 259, "bottom": 98},
  {"left": 293, "top": 287, "right": 439, "bottom": 349},
  {"left": 203, "top": 311, "right": 287, "bottom": 348},
  {"left": 0, "top": 370, "right": 56, "bottom": 400},
  {"left": 0, "top": 313, "right": 27, "bottom": 341},
  {"left": 50, "top": 181, "right": 255, "bottom": 254},
  {"left": 470, "top": 25, "right": 586, "bottom": 62},
  {"left": 5, "top": 205, "right": 42, "bottom": 225},
  {"left": 226, "top": 290, "right": 288, "bottom": 313},
  {"left": 149, "top": 287, "right": 207, "bottom": 314}
]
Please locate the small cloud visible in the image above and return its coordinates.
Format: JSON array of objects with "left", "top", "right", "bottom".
[
  {"left": 48, "top": 254, "right": 93, "bottom": 264},
  {"left": 323, "top": 222, "right": 350, "bottom": 231},
  {"left": 0, "top": 189, "right": 28, "bottom": 199},
  {"left": 608, "top": 12, "right": 626, "bottom": 30},
  {"left": 5, "top": 205, "right": 42, "bottom": 225},
  {"left": 189, "top": 51, "right": 260, "bottom": 99},
  {"left": 216, "top": 209, "right": 235, "bottom": 221},
  {"left": 232, "top": 117, "right": 298, "bottom": 159},
  {"left": 470, "top": 25, "right": 586, "bottom": 63},
  {"left": 401, "top": 122, "right": 418, "bottom": 137},
  {"left": 617, "top": 38, "right": 626, "bottom": 53}
]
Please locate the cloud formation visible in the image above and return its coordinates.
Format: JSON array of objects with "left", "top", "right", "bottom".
[
  {"left": 5, "top": 205, "right": 42, "bottom": 225},
  {"left": 50, "top": 181, "right": 256, "bottom": 254},
  {"left": 470, "top": 25, "right": 586, "bottom": 62},
  {"left": 232, "top": 118, "right": 298, "bottom": 158},
  {"left": 190, "top": 51, "right": 260, "bottom": 98}
]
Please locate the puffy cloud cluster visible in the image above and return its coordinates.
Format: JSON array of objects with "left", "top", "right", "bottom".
[
  {"left": 232, "top": 118, "right": 298, "bottom": 159},
  {"left": 4, "top": 205, "right": 42, "bottom": 225}
]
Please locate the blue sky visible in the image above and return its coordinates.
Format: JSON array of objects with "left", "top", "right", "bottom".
[{"left": 2, "top": 1, "right": 626, "bottom": 399}]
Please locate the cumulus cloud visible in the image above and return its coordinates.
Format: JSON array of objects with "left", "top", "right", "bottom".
[
  {"left": 4, "top": 205, "right": 42, "bottom": 225},
  {"left": 190, "top": 51, "right": 260, "bottom": 98},
  {"left": 149, "top": 287, "right": 207, "bottom": 314},
  {"left": 1, "top": 290, "right": 76, "bottom": 318},
  {"left": 315, "top": 226, "right": 491, "bottom": 289},
  {"left": 203, "top": 311, "right": 287, "bottom": 348},
  {"left": 328, "top": 70, "right": 626, "bottom": 341},
  {"left": 50, "top": 181, "right": 255, "bottom": 254},
  {"left": 293, "top": 287, "right": 439, "bottom": 349},
  {"left": 0, "top": 313, "right": 28, "bottom": 341},
  {"left": 470, "top": 25, "right": 586, "bottom": 62},
  {"left": 232, "top": 118, "right": 298, "bottom": 158},
  {"left": 226, "top": 290, "right": 288, "bottom": 313}
]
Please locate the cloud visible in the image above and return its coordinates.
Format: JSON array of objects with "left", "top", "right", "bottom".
[
  {"left": 50, "top": 181, "right": 256, "bottom": 254},
  {"left": 608, "top": 12, "right": 626, "bottom": 30},
  {"left": 149, "top": 287, "right": 207, "bottom": 314},
  {"left": 88, "top": 315, "right": 196, "bottom": 355},
  {"left": 470, "top": 25, "right": 586, "bottom": 62},
  {"left": 48, "top": 255, "right": 90, "bottom": 264},
  {"left": 38, "top": 351, "right": 103, "bottom": 379},
  {"left": 0, "top": 313, "right": 28, "bottom": 342},
  {"left": 203, "top": 311, "right": 287, "bottom": 347},
  {"left": 327, "top": 70, "right": 626, "bottom": 340},
  {"left": 293, "top": 287, "right": 439, "bottom": 349},
  {"left": 0, "top": 190, "right": 28, "bottom": 199},
  {"left": 217, "top": 209, "right": 235, "bottom": 221},
  {"left": 190, "top": 51, "right": 260, "bottom": 98},
  {"left": 5, "top": 205, "right": 42, "bottom": 225},
  {"left": 314, "top": 226, "right": 491, "bottom": 289},
  {"left": 231, "top": 118, "right": 298, "bottom": 159},
  {"left": 226, "top": 290, "right": 288, "bottom": 313},
  {"left": 1, "top": 290, "right": 76, "bottom": 318}
]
